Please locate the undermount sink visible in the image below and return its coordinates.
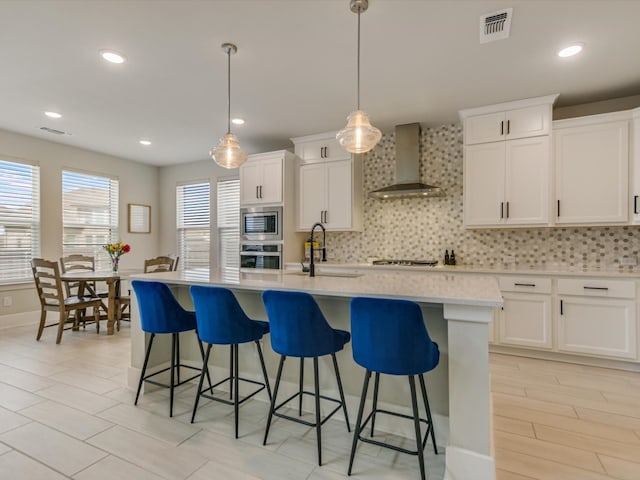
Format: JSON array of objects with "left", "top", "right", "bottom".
[{"left": 286, "top": 271, "right": 363, "bottom": 278}]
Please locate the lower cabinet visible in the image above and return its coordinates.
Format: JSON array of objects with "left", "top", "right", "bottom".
[
  {"left": 557, "top": 278, "right": 637, "bottom": 360},
  {"left": 498, "top": 276, "right": 552, "bottom": 349}
]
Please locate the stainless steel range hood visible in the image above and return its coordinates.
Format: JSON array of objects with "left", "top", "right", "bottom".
[{"left": 369, "top": 123, "right": 444, "bottom": 199}]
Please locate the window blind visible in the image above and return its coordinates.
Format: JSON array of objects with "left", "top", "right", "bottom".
[
  {"left": 62, "top": 170, "right": 118, "bottom": 270},
  {"left": 217, "top": 178, "right": 240, "bottom": 269},
  {"left": 177, "top": 181, "right": 210, "bottom": 270},
  {"left": 0, "top": 159, "right": 40, "bottom": 283}
]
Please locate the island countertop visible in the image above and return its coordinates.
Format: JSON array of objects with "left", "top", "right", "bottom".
[{"left": 130, "top": 268, "right": 503, "bottom": 309}]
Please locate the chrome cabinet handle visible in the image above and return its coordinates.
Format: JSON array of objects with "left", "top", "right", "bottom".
[
  {"left": 256, "top": 186, "right": 259, "bottom": 199},
  {"left": 514, "top": 283, "right": 536, "bottom": 287},
  {"left": 583, "top": 286, "right": 609, "bottom": 291}
]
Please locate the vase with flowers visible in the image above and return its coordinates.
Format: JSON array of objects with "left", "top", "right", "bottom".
[{"left": 103, "top": 241, "right": 131, "bottom": 272}]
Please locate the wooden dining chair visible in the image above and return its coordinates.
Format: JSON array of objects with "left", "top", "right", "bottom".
[
  {"left": 144, "top": 256, "right": 175, "bottom": 273},
  {"left": 31, "top": 258, "right": 103, "bottom": 344},
  {"left": 59, "top": 254, "right": 108, "bottom": 298}
]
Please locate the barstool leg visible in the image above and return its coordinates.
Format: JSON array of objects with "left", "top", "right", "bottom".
[
  {"left": 313, "top": 357, "right": 322, "bottom": 466},
  {"left": 195, "top": 329, "right": 213, "bottom": 390},
  {"left": 176, "top": 333, "right": 181, "bottom": 384},
  {"left": 233, "top": 344, "right": 240, "bottom": 439},
  {"left": 331, "top": 353, "right": 351, "bottom": 432},
  {"left": 191, "top": 343, "right": 212, "bottom": 423},
  {"left": 255, "top": 341, "right": 272, "bottom": 399},
  {"left": 135, "top": 333, "right": 155, "bottom": 405},
  {"left": 348, "top": 369, "right": 371, "bottom": 476},
  {"left": 299, "top": 358, "right": 304, "bottom": 416},
  {"left": 409, "top": 375, "right": 426, "bottom": 480},
  {"left": 229, "top": 348, "right": 234, "bottom": 401},
  {"left": 371, "top": 372, "right": 380, "bottom": 436},
  {"left": 419, "top": 373, "right": 438, "bottom": 454},
  {"left": 169, "top": 333, "right": 177, "bottom": 417},
  {"left": 263, "top": 355, "right": 286, "bottom": 446}
]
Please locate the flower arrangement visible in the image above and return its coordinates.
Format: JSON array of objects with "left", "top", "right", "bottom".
[{"left": 103, "top": 241, "right": 131, "bottom": 272}]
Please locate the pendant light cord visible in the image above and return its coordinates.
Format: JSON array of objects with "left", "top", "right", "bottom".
[
  {"left": 226, "top": 48, "right": 231, "bottom": 135},
  {"left": 356, "top": 9, "right": 361, "bottom": 110}
]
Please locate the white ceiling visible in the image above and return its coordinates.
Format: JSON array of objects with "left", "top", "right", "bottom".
[{"left": 1, "top": 0, "right": 639, "bottom": 166}]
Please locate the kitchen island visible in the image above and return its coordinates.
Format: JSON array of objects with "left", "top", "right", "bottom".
[{"left": 128, "top": 268, "right": 502, "bottom": 480}]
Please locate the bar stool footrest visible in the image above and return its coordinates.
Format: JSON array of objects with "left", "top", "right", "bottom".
[
  {"left": 143, "top": 364, "right": 202, "bottom": 390},
  {"left": 199, "top": 375, "right": 266, "bottom": 407},
  {"left": 273, "top": 390, "right": 343, "bottom": 428},
  {"left": 357, "top": 408, "right": 434, "bottom": 456}
]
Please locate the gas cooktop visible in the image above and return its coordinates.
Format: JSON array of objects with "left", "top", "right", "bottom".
[{"left": 372, "top": 259, "right": 438, "bottom": 267}]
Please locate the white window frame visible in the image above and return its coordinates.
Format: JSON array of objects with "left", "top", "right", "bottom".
[
  {"left": 0, "top": 158, "right": 40, "bottom": 284},
  {"left": 62, "top": 169, "right": 119, "bottom": 270},
  {"left": 176, "top": 180, "right": 211, "bottom": 270}
]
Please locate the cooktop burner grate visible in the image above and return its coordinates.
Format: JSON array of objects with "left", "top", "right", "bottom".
[{"left": 372, "top": 259, "right": 438, "bottom": 266}]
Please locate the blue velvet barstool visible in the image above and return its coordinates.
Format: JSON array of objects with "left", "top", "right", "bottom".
[
  {"left": 131, "top": 280, "right": 209, "bottom": 417},
  {"left": 189, "top": 285, "right": 272, "bottom": 438},
  {"left": 348, "top": 297, "right": 440, "bottom": 480},
  {"left": 261, "top": 290, "right": 351, "bottom": 466}
]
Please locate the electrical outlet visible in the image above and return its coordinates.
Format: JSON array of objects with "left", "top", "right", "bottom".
[
  {"left": 620, "top": 256, "right": 637, "bottom": 266},
  {"left": 2, "top": 296, "right": 12, "bottom": 307},
  {"left": 502, "top": 255, "right": 516, "bottom": 264}
]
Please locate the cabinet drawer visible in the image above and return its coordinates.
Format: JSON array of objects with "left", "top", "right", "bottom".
[
  {"left": 557, "top": 278, "right": 636, "bottom": 299},
  {"left": 499, "top": 276, "right": 551, "bottom": 294}
]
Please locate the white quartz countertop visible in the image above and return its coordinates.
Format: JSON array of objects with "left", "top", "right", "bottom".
[
  {"left": 286, "top": 262, "right": 640, "bottom": 279},
  {"left": 131, "top": 268, "right": 503, "bottom": 308}
]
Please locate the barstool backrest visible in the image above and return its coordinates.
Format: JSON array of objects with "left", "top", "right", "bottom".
[
  {"left": 131, "top": 280, "right": 196, "bottom": 334},
  {"left": 350, "top": 297, "right": 439, "bottom": 375},
  {"left": 190, "top": 285, "right": 264, "bottom": 344},
  {"left": 262, "top": 290, "right": 342, "bottom": 357}
]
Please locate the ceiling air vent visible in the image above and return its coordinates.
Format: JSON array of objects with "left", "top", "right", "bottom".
[
  {"left": 480, "top": 8, "right": 512, "bottom": 44},
  {"left": 40, "top": 126, "right": 69, "bottom": 135}
]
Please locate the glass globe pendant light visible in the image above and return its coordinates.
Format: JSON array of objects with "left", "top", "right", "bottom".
[
  {"left": 336, "top": 0, "right": 382, "bottom": 154},
  {"left": 210, "top": 43, "right": 248, "bottom": 169}
]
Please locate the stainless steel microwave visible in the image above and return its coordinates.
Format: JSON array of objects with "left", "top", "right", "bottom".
[{"left": 240, "top": 206, "right": 282, "bottom": 241}]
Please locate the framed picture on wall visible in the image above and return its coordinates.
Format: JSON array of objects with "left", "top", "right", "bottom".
[{"left": 128, "top": 203, "right": 151, "bottom": 233}]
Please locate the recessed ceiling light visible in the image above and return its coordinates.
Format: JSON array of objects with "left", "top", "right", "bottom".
[
  {"left": 558, "top": 44, "right": 583, "bottom": 58},
  {"left": 139, "top": 140, "right": 152, "bottom": 146},
  {"left": 100, "top": 50, "right": 126, "bottom": 64},
  {"left": 231, "top": 118, "right": 245, "bottom": 125},
  {"left": 44, "top": 111, "right": 62, "bottom": 119}
]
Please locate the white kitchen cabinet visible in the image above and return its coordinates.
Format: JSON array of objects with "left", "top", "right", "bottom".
[
  {"left": 464, "top": 136, "right": 550, "bottom": 226},
  {"left": 463, "top": 103, "right": 552, "bottom": 145},
  {"left": 290, "top": 131, "right": 351, "bottom": 163},
  {"left": 240, "top": 152, "right": 283, "bottom": 205},
  {"left": 298, "top": 159, "right": 359, "bottom": 231},
  {"left": 630, "top": 108, "right": 640, "bottom": 223},
  {"left": 498, "top": 276, "right": 553, "bottom": 349},
  {"left": 557, "top": 278, "right": 637, "bottom": 360},
  {"left": 554, "top": 114, "right": 629, "bottom": 225}
]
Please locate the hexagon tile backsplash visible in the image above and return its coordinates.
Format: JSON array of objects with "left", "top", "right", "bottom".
[{"left": 325, "top": 124, "right": 640, "bottom": 270}]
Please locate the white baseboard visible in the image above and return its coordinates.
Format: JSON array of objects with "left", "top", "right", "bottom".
[
  {"left": 445, "top": 446, "right": 496, "bottom": 480},
  {"left": 0, "top": 310, "right": 39, "bottom": 330}
]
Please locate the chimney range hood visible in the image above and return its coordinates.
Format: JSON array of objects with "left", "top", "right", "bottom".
[{"left": 369, "top": 123, "right": 444, "bottom": 199}]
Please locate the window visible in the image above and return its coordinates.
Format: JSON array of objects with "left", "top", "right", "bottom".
[
  {"left": 177, "top": 181, "right": 210, "bottom": 270},
  {"left": 62, "top": 170, "right": 118, "bottom": 270},
  {"left": 0, "top": 159, "right": 40, "bottom": 283},
  {"left": 217, "top": 178, "right": 240, "bottom": 269}
]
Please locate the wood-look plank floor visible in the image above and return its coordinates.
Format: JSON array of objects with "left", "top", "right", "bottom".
[{"left": 492, "top": 353, "right": 640, "bottom": 480}]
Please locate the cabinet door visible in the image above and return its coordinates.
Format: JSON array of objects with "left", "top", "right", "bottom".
[
  {"left": 505, "top": 104, "right": 551, "bottom": 140},
  {"left": 463, "top": 112, "right": 505, "bottom": 145},
  {"left": 632, "top": 113, "right": 640, "bottom": 223},
  {"left": 295, "top": 137, "right": 350, "bottom": 163},
  {"left": 298, "top": 163, "right": 326, "bottom": 230},
  {"left": 499, "top": 292, "right": 552, "bottom": 349},
  {"left": 239, "top": 161, "right": 261, "bottom": 205},
  {"left": 557, "top": 296, "right": 636, "bottom": 359},
  {"left": 325, "top": 160, "right": 352, "bottom": 229},
  {"left": 258, "top": 156, "right": 283, "bottom": 204},
  {"left": 464, "top": 143, "right": 505, "bottom": 226},
  {"left": 505, "top": 137, "right": 550, "bottom": 225},
  {"left": 555, "top": 121, "right": 629, "bottom": 224}
]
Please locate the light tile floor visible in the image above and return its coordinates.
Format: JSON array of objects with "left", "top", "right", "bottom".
[{"left": 0, "top": 324, "right": 443, "bottom": 479}]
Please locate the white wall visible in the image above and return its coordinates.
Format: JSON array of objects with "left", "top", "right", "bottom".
[
  {"left": 157, "top": 158, "right": 239, "bottom": 268},
  {"left": 0, "top": 129, "right": 159, "bottom": 321}
]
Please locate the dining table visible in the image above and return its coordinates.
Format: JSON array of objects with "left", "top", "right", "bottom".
[{"left": 60, "top": 269, "right": 130, "bottom": 335}]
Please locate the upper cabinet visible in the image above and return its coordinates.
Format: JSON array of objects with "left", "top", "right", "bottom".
[
  {"left": 460, "top": 95, "right": 558, "bottom": 228},
  {"left": 464, "top": 103, "right": 553, "bottom": 145},
  {"left": 631, "top": 108, "right": 640, "bottom": 224},
  {"left": 554, "top": 112, "right": 630, "bottom": 225},
  {"left": 240, "top": 150, "right": 295, "bottom": 206},
  {"left": 291, "top": 132, "right": 362, "bottom": 232},
  {"left": 291, "top": 131, "right": 351, "bottom": 163}
]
